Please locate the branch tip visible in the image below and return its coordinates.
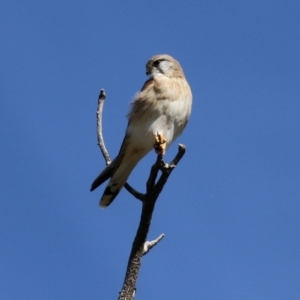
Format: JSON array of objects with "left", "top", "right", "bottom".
[
  {"left": 143, "top": 233, "right": 165, "bottom": 255},
  {"left": 98, "top": 89, "right": 106, "bottom": 100},
  {"left": 178, "top": 143, "right": 186, "bottom": 151}
]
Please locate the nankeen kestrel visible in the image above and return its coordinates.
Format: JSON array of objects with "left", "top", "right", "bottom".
[{"left": 90, "top": 54, "right": 192, "bottom": 207}]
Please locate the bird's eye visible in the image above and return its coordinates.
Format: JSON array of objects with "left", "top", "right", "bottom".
[{"left": 153, "top": 60, "right": 160, "bottom": 67}]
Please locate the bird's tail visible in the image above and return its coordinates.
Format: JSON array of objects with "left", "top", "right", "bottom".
[
  {"left": 90, "top": 159, "right": 116, "bottom": 192},
  {"left": 99, "top": 159, "right": 139, "bottom": 208}
]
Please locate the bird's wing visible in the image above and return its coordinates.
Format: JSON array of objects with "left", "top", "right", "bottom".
[
  {"left": 99, "top": 132, "right": 141, "bottom": 207},
  {"left": 90, "top": 158, "right": 116, "bottom": 191}
]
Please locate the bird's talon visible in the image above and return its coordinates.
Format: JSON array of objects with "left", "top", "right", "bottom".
[{"left": 153, "top": 133, "right": 167, "bottom": 156}]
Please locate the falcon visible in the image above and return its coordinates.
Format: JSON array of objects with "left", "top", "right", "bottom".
[{"left": 91, "top": 54, "right": 192, "bottom": 207}]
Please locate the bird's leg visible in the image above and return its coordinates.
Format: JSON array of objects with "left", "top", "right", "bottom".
[{"left": 153, "top": 132, "right": 167, "bottom": 156}]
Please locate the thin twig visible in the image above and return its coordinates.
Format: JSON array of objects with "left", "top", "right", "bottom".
[
  {"left": 124, "top": 183, "right": 145, "bottom": 201},
  {"left": 96, "top": 89, "right": 111, "bottom": 165},
  {"left": 169, "top": 144, "right": 186, "bottom": 166},
  {"left": 154, "top": 144, "right": 186, "bottom": 195},
  {"left": 143, "top": 234, "right": 165, "bottom": 256}
]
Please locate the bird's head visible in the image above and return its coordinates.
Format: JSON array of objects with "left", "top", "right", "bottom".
[{"left": 145, "top": 54, "right": 185, "bottom": 79}]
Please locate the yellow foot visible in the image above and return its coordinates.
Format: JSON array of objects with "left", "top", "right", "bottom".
[{"left": 153, "top": 133, "right": 167, "bottom": 155}]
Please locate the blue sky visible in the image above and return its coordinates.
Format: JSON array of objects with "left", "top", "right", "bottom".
[{"left": 1, "top": 1, "right": 300, "bottom": 299}]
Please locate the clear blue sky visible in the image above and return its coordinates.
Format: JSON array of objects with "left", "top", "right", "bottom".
[{"left": 1, "top": 1, "right": 300, "bottom": 299}]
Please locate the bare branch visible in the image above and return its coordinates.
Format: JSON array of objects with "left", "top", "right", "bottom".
[
  {"left": 118, "top": 146, "right": 185, "bottom": 300},
  {"left": 96, "top": 89, "right": 111, "bottom": 165},
  {"left": 154, "top": 144, "right": 186, "bottom": 193},
  {"left": 124, "top": 183, "right": 145, "bottom": 201},
  {"left": 170, "top": 144, "right": 186, "bottom": 166},
  {"left": 146, "top": 154, "right": 163, "bottom": 192},
  {"left": 143, "top": 234, "right": 165, "bottom": 256}
]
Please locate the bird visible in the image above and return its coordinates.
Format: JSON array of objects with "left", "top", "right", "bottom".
[{"left": 90, "top": 54, "right": 192, "bottom": 208}]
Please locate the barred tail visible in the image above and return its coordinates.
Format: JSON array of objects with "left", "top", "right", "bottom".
[
  {"left": 90, "top": 159, "right": 116, "bottom": 191},
  {"left": 99, "top": 160, "right": 137, "bottom": 208}
]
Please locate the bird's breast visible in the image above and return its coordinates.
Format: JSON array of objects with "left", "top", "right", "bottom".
[{"left": 127, "top": 76, "right": 192, "bottom": 152}]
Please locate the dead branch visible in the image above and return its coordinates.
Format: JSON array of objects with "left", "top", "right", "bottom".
[
  {"left": 96, "top": 89, "right": 111, "bottom": 165},
  {"left": 143, "top": 234, "right": 165, "bottom": 256}
]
